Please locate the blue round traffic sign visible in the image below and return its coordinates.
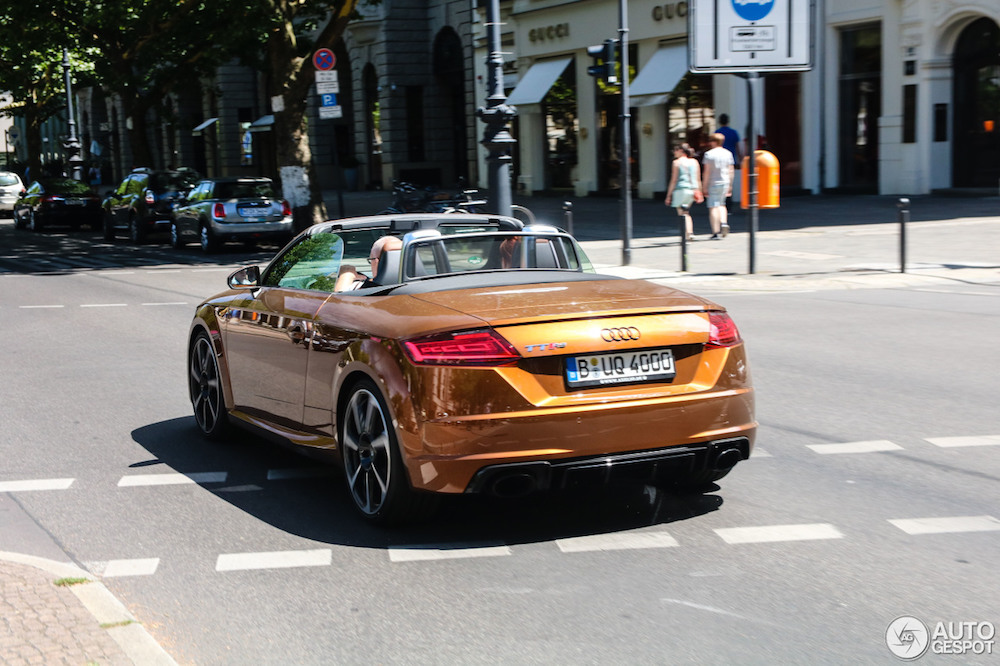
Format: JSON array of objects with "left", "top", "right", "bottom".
[
  {"left": 313, "top": 48, "right": 336, "bottom": 71},
  {"left": 731, "top": 0, "right": 775, "bottom": 22}
]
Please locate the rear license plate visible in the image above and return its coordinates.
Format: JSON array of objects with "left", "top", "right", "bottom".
[
  {"left": 566, "top": 348, "right": 676, "bottom": 388},
  {"left": 239, "top": 207, "right": 271, "bottom": 217},
  {"left": 66, "top": 199, "right": 86, "bottom": 206}
]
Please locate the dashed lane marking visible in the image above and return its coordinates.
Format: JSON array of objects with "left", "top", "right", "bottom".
[
  {"left": 117, "top": 472, "right": 228, "bottom": 487},
  {"left": 714, "top": 523, "right": 844, "bottom": 545},
  {"left": 102, "top": 558, "right": 161, "bottom": 578},
  {"left": 216, "top": 549, "right": 332, "bottom": 572},
  {"left": 557, "top": 531, "right": 679, "bottom": 553},
  {"left": 888, "top": 515, "right": 1000, "bottom": 535},
  {"left": 80, "top": 303, "right": 128, "bottom": 308},
  {"left": 926, "top": 435, "right": 1000, "bottom": 448},
  {"left": 389, "top": 544, "right": 512, "bottom": 562},
  {"left": 764, "top": 249, "right": 843, "bottom": 260},
  {"left": 17, "top": 304, "right": 64, "bottom": 309},
  {"left": 141, "top": 302, "right": 190, "bottom": 306},
  {"left": 806, "top": 440, "right": 902, "bottom": 455},
  {"left": 266, "top": 468, "right": 335, "bottom": 481},
  {"left": 0, "top": 478, "right": 75, "bottom": 492}
]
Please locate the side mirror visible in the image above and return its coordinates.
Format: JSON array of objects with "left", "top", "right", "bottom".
[{"left": 227, "top": 265, "right": 261, "bottom": 290}]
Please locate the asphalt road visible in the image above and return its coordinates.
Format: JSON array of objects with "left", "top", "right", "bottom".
[{"left": 1, "top": 220, "right": 998, "bottom": 664}]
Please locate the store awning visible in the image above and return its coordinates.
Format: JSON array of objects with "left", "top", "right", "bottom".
[
  {"left": 506, "top": 57, "right": 572, "bottom": 106},
  {"left": 192, "top": 117, "right": 218, "bottom": 136},
  {"left": 248, "top": 115, "right": 274, "bottom": 133},
  {"left": 629, "top": 45, "right": 687, "bottom": 99}
]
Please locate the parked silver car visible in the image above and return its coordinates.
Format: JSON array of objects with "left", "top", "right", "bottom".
[
  {"left": 0, "top": 171, "right": 26, "bottom": 217},
  {"left": 170, "top": 177, "right": 294, "bottom": 252}
]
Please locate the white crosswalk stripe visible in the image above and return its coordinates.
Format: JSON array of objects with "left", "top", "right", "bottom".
[
  {"left": 926, "top": 435, "right": 1000, "bottom": 448},
  {"left": 102, "top": 558, "right": 161, "bottom": 577},
  {"left": 807, "top": 440, "right": 902, "bottom": 454},
  {"left": 389, "top": 544, "right": 512, "bottom": 562},
  {"left": 714, "top": 523, "right": 844, "bottom": 544},
  {"left": 216, "top": 549, "right": 332, "bottom": 572},
  {"left": 117, "top": 472, "right": 228, "bottom": 487},
  {"left": 557, "top": 531, "right": 679, "bottom": 553},
  {"left": 0, "top": 478, "right": 75, "bottom": 492},
  {"left": 888, "top": 515, "right": 1000, "bottom": 535}
]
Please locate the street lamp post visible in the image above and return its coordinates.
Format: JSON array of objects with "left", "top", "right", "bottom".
[
  {"left": 61, "top": 48, "right": 83, "bottom": 181},
  {"left": 477, "top": 0, "right": 516, "bottom": 217}
]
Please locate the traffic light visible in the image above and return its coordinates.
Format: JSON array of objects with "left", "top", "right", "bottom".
[{"left": 586, "top": 39, "right": 618, "bottom": 84}]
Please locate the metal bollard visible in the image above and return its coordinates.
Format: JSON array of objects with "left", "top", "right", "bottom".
[
  {"left": 562, "top": 201, "right": 573, "bottom": 236},
  {"left": 678, "top": 216, "right": 688, "bottom": 272},
  {"left": 897, "top": 197, "right": 910, "bottom": 273}
]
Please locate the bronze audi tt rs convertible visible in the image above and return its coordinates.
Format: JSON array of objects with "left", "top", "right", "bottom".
[{"left": 188, "top": 214, "right": 755, "bottom": 524}]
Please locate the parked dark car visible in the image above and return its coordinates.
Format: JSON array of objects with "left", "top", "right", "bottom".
[
  {"left": 102, "top": 168, "right": 200, "bottom": 243},
  {"left": 170, "top": 177, "right": 293, "bottom": 253},
  {"left": 13, "top": 178, "right": 102, "bottom": 232}
]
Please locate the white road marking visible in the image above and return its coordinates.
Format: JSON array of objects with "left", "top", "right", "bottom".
[
  {"left": 389, "top": 544, "right": 512, "bottom": 562},
  {"left": 266, "top": 468, "right": 335, "bottom": 481},
  {"left": 191, "top": 268, "right": 233, "bottom": 273},
  {"left": 751, "top": 448, "right": 772, "bottom": 458},
  {"left": 141, "top": 302, "right": 190, "bottom": 306},
  {"left": 806, "top": 440, "right": 902, "bottom": 455},
  {"left": 102, "top": 271, "right": 135, "bottom": 275},
  {"left": 715, "top": 523, "right": 844, "bottom": 544},
  {"left": 0, "top": 478, "right": 75, "bottom": 492},
  {"left": 80, "top": 303, "right": 128, "bottom": 308},
  {"left": 764, "top": 249, "right": 843, "bottom": 260},
  {"left": 18, "top": 304, "right": 64, "bottom": 309},
  {"left": 661, "top": 598, "right": 756, "bottom": 621},
  {"left": 103, "top": 558, "right": 160, "bottom": 578},
  {"left": 926, "top": 435, "right": 1000, "bottom": 448},
  {"left": 216, "top": 549, "right": 332, "bottom": 572},
  {"left": 117, "top": 472, "right": 228, "bottom": 487},
  {"left": 888, "top": 515, "right": 1000, "bottom": 535},
  {"left": 557, "top": 531, "right": 679, "bottom": 553}
]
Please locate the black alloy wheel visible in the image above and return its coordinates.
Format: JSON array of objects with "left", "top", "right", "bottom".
[
  {"left": 169, "top": 220, "right": 184, "bottom": 249},
  {"left": 27, "top": 210, "right": 43, "bottom": 232},
  {"left": 128, "top": 213, "right": 145, "bottom": 244},
  {"left": 200, "top": 223, "right": 220, "bottom": 253},
  {"left": 340, "top": 380, "right": 434, "bottom": 524},
  {"left": 189, "top": 331, "right": 229, "bottom": 440},
  {"left": 103, "top": 212, "right": 115, "bottom": 241}
]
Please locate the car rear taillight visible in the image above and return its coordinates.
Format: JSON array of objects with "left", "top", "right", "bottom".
[
  {"left": 145, "top": 191, "right": 155, "bottom": 205},
  {"left": 706, "top": 312, "right": 742, "bottom": 349},
  {"left": 281, "top": 200, "right": 292, "bottom": 216},
  {"left": 212, "top": 203, "right": 226, "bottom": 219},
  {"left": 403, "top": 329, "right": 521, "bottom": 366}
]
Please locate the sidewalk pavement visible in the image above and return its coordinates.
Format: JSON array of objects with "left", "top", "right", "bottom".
[
  {"left": 0, "top": 553, "right": 176, "bottom": 665},
  {"left": 2, "top": 190, "right": 996, "bottom": 666},
  {"left": 323, "top": 188, "right": 1000, "bottom": 292}
]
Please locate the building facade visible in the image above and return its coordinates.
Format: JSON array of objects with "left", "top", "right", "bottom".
[{"left": 480, "top": 0, "right": 1000, "bottom": 198}]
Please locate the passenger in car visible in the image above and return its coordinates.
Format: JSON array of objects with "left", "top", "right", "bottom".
[{"left": 335, "top": 235, "right": 402, "bottom": 291}]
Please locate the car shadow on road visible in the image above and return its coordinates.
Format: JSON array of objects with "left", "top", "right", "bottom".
[{"left": 132, "top": 418, "right": 724, "bottom": 550}]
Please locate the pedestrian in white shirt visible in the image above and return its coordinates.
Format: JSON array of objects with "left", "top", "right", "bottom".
[{"left": 702, "top": 133, "right": 734, "bottom": 240}]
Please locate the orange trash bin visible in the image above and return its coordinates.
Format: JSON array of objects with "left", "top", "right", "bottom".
[{"left": 741, "top": 150, "right": 780, "bottom": 209}]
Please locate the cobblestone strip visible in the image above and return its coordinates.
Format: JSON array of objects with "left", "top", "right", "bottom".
[{"left": 0, "top": 552, "right": 176, "bottom": 666}]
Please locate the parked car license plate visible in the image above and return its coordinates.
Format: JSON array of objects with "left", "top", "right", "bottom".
[
  {"left": 566, "top": 348, "right": 676, "bottom": 388},
  {"left": 239, "top": 206, "right": 271, "bottom": 217},
  {"left": 66, "top": 198, "right": 86, "bottom": 206}
]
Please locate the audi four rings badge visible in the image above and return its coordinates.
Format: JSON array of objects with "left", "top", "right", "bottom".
[{"left": 601, "top": 327, "right": 641, "bottom": 341}]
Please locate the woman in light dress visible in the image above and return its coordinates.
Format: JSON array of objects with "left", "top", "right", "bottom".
[{"left": 664, "top": 143, "right": 702, "bottom": 241}]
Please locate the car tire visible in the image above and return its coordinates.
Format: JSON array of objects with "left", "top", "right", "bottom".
[
  {"left": 189, "top": 331, "right": 230, "bottom": 441},
  {"left": 102, "top": 212, "right": 115, "bottom": 241},
  {"left": 27, "top": 210, "right": 43, "bottom": 232},
  {"left": 340, "top": 379, "right": 436, "bottom": 525},
  {"left": 128, "top": 214, "right": 145, "bottom": 244},
  {"left": 200, "top": 224, "right": 220, "bottom": 254},
  {"left": 170, "top": 220, "right": 185, "bottom": 249},
  {"left": 13, "top": 209, "right": 25, "bottom": 230}
]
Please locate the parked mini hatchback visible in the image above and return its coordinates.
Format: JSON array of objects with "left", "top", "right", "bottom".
[
  {"left": 0, "top": 171, "right": 25, "bottom": 217},
  {"left": 103, "top": 168, "right": 200, "bottom": 243},
  {"left": 13, "top": 178, "right": 102, "bottom": 231},
  {"left": 170, "top": 177, "right": 293, "bottom": 252}
]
